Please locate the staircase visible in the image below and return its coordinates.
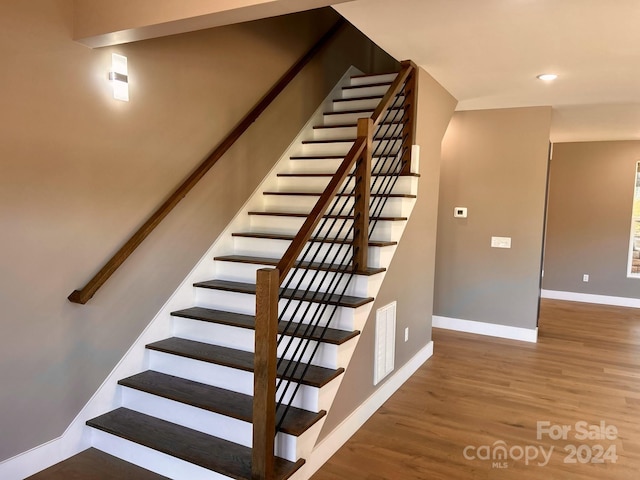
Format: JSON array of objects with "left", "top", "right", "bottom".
[{"left": 30, "top": 66, "right": 419, "bottom": 480}]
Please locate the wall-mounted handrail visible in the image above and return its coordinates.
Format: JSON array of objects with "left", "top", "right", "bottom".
[
  {"left": 252, "top": 60, "right": 417, "bottom": 479},
  {"left": 67, "top": 18, "right": 346, "bottom": 305}
]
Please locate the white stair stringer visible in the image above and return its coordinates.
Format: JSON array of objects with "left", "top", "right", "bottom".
[{"left": 1, "top": 68, "right": 422, "bottom": 480}]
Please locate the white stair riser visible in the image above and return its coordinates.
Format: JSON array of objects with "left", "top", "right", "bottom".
[
  {"left": 331, "top": 97, "right": 382, "bottom": 112},
  {"left": 323, "top": 111, "right": 374, "bottom": 126},
  {"left": 297, "top": 138, "right": 401, "bottom": 157},
  {"left": 121, "top": 387, "right": 251, "bottom": 448},
  {"left": 332, "top": 94, "right": 404, "bottom": 113},
  {"left": 276, "top": 335, "right": 351, "bottom": 370},
  {"left": 287, "top": 157, "right": 405, "bottom": 174},
  {"left": 263, "top": 194, "right": 414, "bottom": 217},
  {"left": 214, "top": 261, "right": 374, "bottom": 297},
  {"left": 249, "top": 215, "right": 405, "bottom": 242},
  {"left": 277, "top": 418, "right": 326, "bottom": 465},
  {"left": 92, "top": 429, "right": 231, "bottom": 480},
  {"left": 231, "top": 236, "right": 392, "bottom": 268},
  {"left": 172, "top": 317, "right": 348, "bottom": 369},
  {"left": 148, "top": 350, "right": 322, "bottom": 411},
  {"left": 312, "top": 124, "right": 403, "bottom": 141},
  {"left": 350, "top": 73, "right": 397, "bottom": 86},
  {"left": 193, "top": 287, "right": 365, "bottom": 331},
  {"left": 341, "top": 84, "right": 391, "bottom": 99},
  {"left": 276, "top": 175, "right": 418, "bottom": 196},
  {"left": 121, "top": 387, "right": 311, "bottom": 462}
]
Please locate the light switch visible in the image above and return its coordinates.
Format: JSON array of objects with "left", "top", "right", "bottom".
[{"left": 491, "top": 236, "right": 511, "bottom": 248}]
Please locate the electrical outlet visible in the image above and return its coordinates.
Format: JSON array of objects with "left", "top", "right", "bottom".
[
  {"left": 583, "top": 274, "right": 589, "bottom": 282},
  {"left": 404, "top": 327, "right": 409, "bottom": 342}
]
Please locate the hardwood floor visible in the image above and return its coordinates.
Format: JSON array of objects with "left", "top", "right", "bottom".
[{"left": 312, "top": 299, "right": 640, "bottom": 479}]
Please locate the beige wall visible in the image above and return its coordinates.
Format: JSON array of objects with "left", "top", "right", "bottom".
[
  {"left": 435, "top": 107, "right": 551, "bottom": 330},
  {"left": 0, "top": 1, "right": 397, "bottom": 462},
  {"left": 318, "top": 68, "right": 457, "bottom": 438},
  {"left": 543, "top": 141, "right": 640, "bottom": 298}
]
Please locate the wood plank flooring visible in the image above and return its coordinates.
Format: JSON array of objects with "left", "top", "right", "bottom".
[{"left": 312, "top": 299, "right": 640, "bottom": 480}]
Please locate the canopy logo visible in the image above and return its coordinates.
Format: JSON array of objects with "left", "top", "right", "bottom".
[
  {"left": 463, "top": 441, "right": 553, "bottom": 469},
  {"left": 463, "top": 420, "right": 619, "bottom": 469}
]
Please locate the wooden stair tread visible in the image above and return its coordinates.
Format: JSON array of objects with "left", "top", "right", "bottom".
[
  {"left": 263, "top": 191, "right": 415, "bottom": 198},
  {"left": 25, "top": 447, "right": 169, "bottom": 480},
  {"left": 342, "top": 81, "right": 392, "bottom": 90},
  {"left": 213, "top": 254, "right": 385, "bottom": 275},
  {"left": 333, "top": 95, "right": 384, "bottom": 103},
  {"left": 289, "top": 154, "right": 398, "bottom": 160},
  {"left": 301, "top": 137, "right": 401, "bottom": 145},
  {"left": 87, "top": 408, "right": 304, "bottom": 480},
  {"left": 313, "top": 121, "right": 402, "bottom": 129},
  {"left": 350, "top": 71, "right": 398, "bottom": 79},
  {"left": 193, "top": 279, "right": 375, "bottom": 308},
  {"left": 147, "top": 337, "right": 345, "bottom": 387},
  {"left": 171, "top": 306, "right": 360, "bottom": 345},
  {"left": 231, "top": 231, "right": 397, "bottom": 247},
  {"left": 276, "top": 172, "right": 419, "bottom": 178},
  {"left": 323, "top": 106, "right": 401, "bottom": 116},
  {"left": 118, "top": 370, "right": 326, "bottom": 436},
  {"left": 301, "top": 139, "right": 357, "bottom": 144},
  {"left": 247, "top": 211, "right": 408, "bottom": 221}
]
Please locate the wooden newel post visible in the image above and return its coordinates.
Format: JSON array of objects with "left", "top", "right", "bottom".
[
  {"left": 353, "top": 118, "right": 372, "bottom": 273},
  {"left": 400, "top": 61, "right": 418, "bottom": 175},
  {"left": 252, "top": 267, "right": 279, "bottom": 480}
]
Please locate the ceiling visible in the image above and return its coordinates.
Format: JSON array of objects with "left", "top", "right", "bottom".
[{"left": 334, "top": 0, "right": 640, "bottom": 143}]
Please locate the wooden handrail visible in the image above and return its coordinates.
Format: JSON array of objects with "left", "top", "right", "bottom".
[
  {"left": 371, "top": 60, "right": 414, "bottom": 127},
  {"left": 274, "top": 137, "right": 366, "bottom": 283},
  {"left": 68, "top": 18, "right": 346, "bottom": 305}
]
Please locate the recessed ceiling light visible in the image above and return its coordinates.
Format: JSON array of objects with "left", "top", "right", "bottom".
[{"left": 537, "top": 73, "right": 558, "bottom": 81}]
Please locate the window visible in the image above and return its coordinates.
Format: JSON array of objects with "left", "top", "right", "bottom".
[{"left": 628, "top": 162, "right": 640, "bottom": 277}]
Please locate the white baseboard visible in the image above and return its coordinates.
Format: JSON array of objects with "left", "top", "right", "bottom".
[
  {"left": 432, "top": 315, "right": 538, "bottom": 343},
  {"left": 541, "top": 289, "right": 640, "bottom": 308},
  {"left": 298, "top": 341, "right": 434, "bottom": 479}
]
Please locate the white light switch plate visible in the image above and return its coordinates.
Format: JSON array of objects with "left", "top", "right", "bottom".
[{"left": 491, "top": 236, "right": 511, "bottom": 248}]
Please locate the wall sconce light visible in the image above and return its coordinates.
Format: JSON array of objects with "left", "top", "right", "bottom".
[{"left": 109, "top": 53, "right": 129, "bottom": 101}]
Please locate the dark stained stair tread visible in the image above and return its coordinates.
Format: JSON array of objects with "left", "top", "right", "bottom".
[
  {"left": 212, "top": 254, "right": 385, "bottom": 276},
  {"left": 276, "top": 172, "right": 419, "bottom": 178},
  {"left": 146, "top": 337, "right": 345, "bottom": 387},
  {"left": 333, "top": 95, "right": 384, "bottom": 103},
  {"left": 171, "top": 306, "right": 360, "bottom": 345},
  {"left": 86, "top": 408, "right": 304, "bottom": 480},
  {"left": 290, "top": 154, "right": 346, "bottom": 159},
  {"left": 25, "top": 447, "right": 169, "bottom": 480},
  {"left": 118, "top": 370, "right": 325, "bottom": 436},
  {"left": 323, "top": 106, "right": 401, "bottom": 116},
  {"left": 301, "top": 139, "right": 358, "bottom": 144},
  {"left": 289, "top": 154, "right": 396, "bottom": 160},
  {"left": 193, "top": 279, "right": 375, "bottom": 308},
  {"left": 231, "top": 231, "right": 397, "bottom": 247},
  {"left": 350, "top": 71, "right": 398, "bottom": 79},
  {"left": 342, "top": 81, "right": 392, "bottom": 89},
  {"left": 247, "top": 211, "right": 407, "bottom": 221},
  {"left": 262, "top": 191, "right": 416, "bottom": 198},
  {"left": 313, "top": 121, "right": 401, "bottom": 129}
]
